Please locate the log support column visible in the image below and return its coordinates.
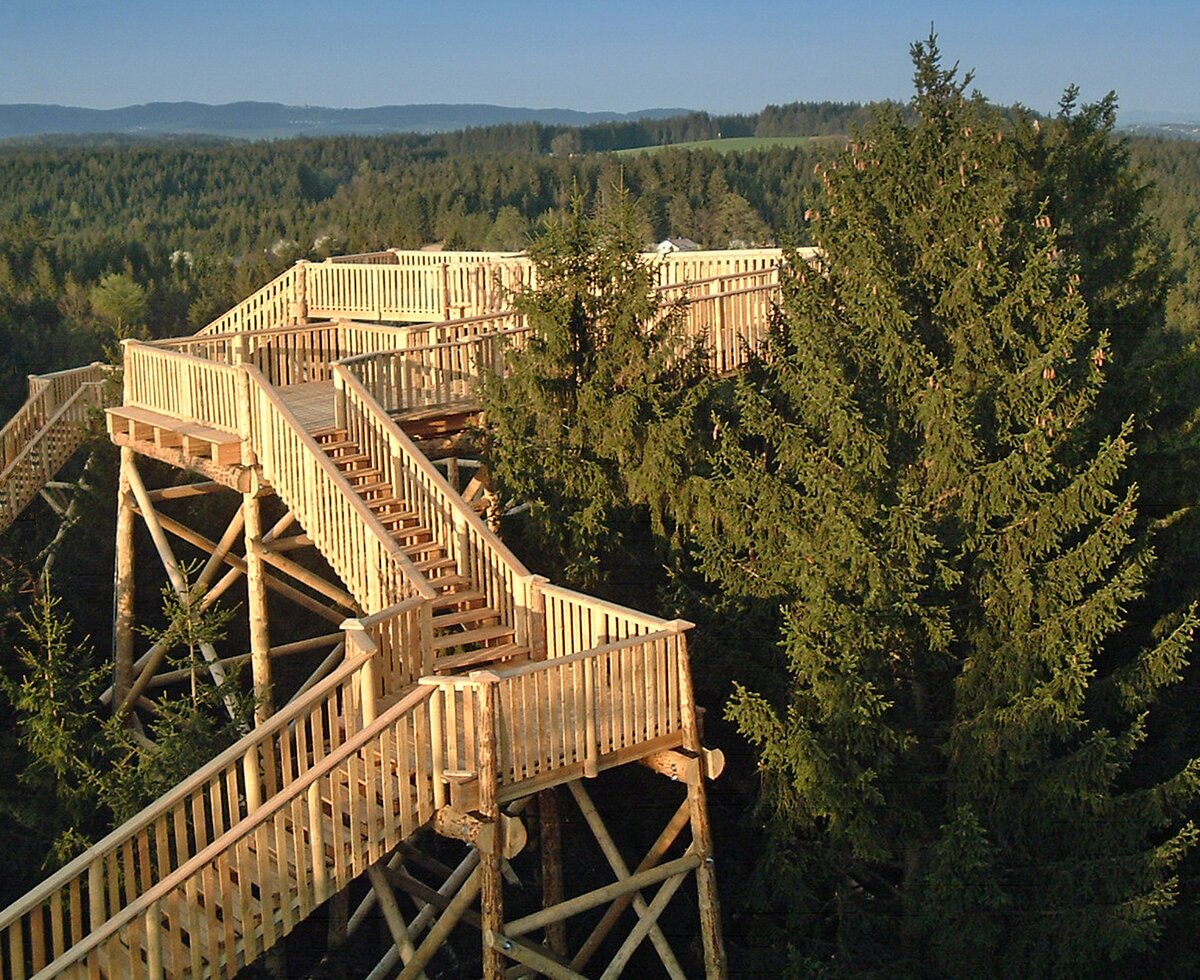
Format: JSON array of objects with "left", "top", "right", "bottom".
[
  {"left": 243, "top": 477, "right": 273, "bottom": 723},
  {"left": 112, "top": 445, "right": 137, "bottom": 713}
]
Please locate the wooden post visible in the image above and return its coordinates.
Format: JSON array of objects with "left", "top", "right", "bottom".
[
  {"left": 538, "top": 788, "right": 568, "bottom": 958},
  {"left": 673, "top": 624, "right": 727, "bottom": 979},
  {"left": 477, "top": 678, "right": 505, "bottom": 980},
  {"left": 243, "top": 481, "right": 273, "bottom": 724},
  {"left": 112, "top": 446, "right": 136, "bottom": 714},
  {"left": 440, "top": 262, "right": 451, "bottom": 320},
  {"left": 528, "top": 575, "right": 549, "bottom": 662},
  {"left": 294, "top": 259, "right": 309, "bottom": 324}
]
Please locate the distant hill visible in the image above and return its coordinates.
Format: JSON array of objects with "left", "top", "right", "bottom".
[{"left": 0, "top": 101, "right": 695, "bottom": 141}]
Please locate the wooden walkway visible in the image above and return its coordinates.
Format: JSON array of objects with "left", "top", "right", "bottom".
[{"left": 0, "top": 248, "right": 792, "bottom": 979}]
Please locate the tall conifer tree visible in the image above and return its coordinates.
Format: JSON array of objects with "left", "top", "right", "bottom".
[{"left": 686, "top": 37, "right": 1199, "bottom": 975}]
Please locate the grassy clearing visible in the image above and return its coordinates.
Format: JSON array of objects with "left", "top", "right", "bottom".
[{"left": 615, "top": 135, "right": 841, "bottom": 156}]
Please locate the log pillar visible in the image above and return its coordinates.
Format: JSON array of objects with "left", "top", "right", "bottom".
[
  {"left": 477, "top": 678, "right": 505, "bottom": 979},
  {"left": 538, "top": 787, "right": 568, "bottom": 958},
  {"left": 243, "top": 481, "right": 273, "bottom": 723},
  {"left": 112, "top": 446, "right": 137, "bottom": 714}
]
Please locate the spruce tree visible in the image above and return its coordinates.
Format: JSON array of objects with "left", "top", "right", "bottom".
[
  {"left": 480, "top": 184, "right": 710, "bottom": 594},
  {"left": 685, "top": 36, "right": 1199, "bottom": 976}
]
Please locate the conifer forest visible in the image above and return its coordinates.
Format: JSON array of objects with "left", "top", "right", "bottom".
[{"left": 3, "top": 37, "right": 1200, "bottom": 977}]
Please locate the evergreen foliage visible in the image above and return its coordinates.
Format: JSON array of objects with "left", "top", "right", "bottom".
[
  {"left": 479, "top": 184, "right": 710, "bottom": 594},
  {"left": 682, "top": 36, "right": 1200, "bottom": 975}
]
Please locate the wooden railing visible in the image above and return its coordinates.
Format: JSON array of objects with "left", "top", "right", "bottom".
[
  {"left": 339, "top": 327, "right": 524, "bottom": 415},
  {"left": 0, "top": 371, "right": 109, "bottom": 532},
  {"left": 191, "top": 249, "right": 786, "bottom": 341},
  {"left": 536, "top": 582, "right": 674, "bottom": 659},
  {"left": 243, "top": 365, "right": 437, "bottom": 613},
  {"left": 198, "top": 265, "right": 299, "bottom": 338},
  {"left": 344, "top": 597, "right": 435, "bottom": 695},
  {"left": 0, "top": 645, "right": 380, "bottom": 979},
  {"left": 333, "top": 364, "right": 533, "bottom": 637},
  {"left": 420, "top": 618, "right": 692, "bottom": 798},
  {"left": 150, "top": 320, "right": 412, "bottom": 387},
  {"left": 1, "top": 364, "right": 108, "bottom": 470},
  {"left": 29, "top": 683, "right": 442, "bottom": 979},
  {"left": 123, "top": 342, "right": 243, "bottom": 433}
]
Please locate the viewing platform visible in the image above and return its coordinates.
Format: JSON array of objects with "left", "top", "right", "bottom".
[{"left": 0, "top": 246, "right": 796, "bottom": 979}]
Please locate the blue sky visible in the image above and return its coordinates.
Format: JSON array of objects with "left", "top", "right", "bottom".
[{"left": 2, "top": 1, "right": 1196, "bottom": 119}]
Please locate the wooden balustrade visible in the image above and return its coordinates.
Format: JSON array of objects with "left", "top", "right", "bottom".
[
  {"left": 420, "top": 621, "right": 690, "bottom": 797},
  {"left": 0, "top": 380, "right": 107, "bottom": 532},
  {"left": 198, "top": 265, "right": 298, "bottom": 337},
  {"left": 123, "top": 343, "right": 243, "bottom": 434},
  {"left": 342, "top": 596, "right": 436, "bottom": 696},
  {"left": 30, "top": 684, "right": 442, "bottom": 979},
  {"left": 2, "top": 364, "right": 107, "bottom": 469},
  {"left": 332, "top": 365, "right": 532, "bottom": 635},
  {"left": 242, "top": 366, "right": 436, "bottom": 613},
  {"left": 537, "top": 581, "right": 675, "bottom": 659},
  {"left": 0, "top": 648, "right": 378, "bottom": 979}
]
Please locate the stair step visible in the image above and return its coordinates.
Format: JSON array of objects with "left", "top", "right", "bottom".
[
  {"left": 431, "top": 587, "right": 487, "bottom": 611},
  {"left": 434, "top": 642, "right": 530, "bottom": 674},
  {"left": 429, "top": 574, "right": 472, "bottom": 595},
  {"left": 401, "top": 539, "right": 444, "bottom": 559},
  {"left": 431, "top": 623, "right": 515, "bottom": 652},
  {"left": 416, "top": 555, "right": 459, "bottom": 575},
  {"left": 433, "top": 606, "right": 502, "bottom": 629}
]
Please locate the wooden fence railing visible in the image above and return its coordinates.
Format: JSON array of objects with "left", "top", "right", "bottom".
[
  {"left": 2, "top": 364, "right": 108, "bottom": 470},
  {"left": 0, "top": 645, "right": 380, "bottom": 979},
  {"left": 198, "top": 265, "right": 299, "bottom": 338},
  {"left": 191, "top": 248, "right": 787, "bottom": 340},
  {"left": 243, "top": 365, "right": 437, "bottom": 613},
  {"left": 149, "top": 320, "right": 412, "bottom": 387},
  {"left": 123, "top": 343, "right": 243, "bottom": 434},
  {"left": 29, "top": 683, "right": 442, "bottom": 979},
  {"left": 420, "top": 618, "right": 692, "bottom": 798},
  {"left": 332, "top": 364, "right": 533, "bottom": 639},
  {"left": 536, "top": 582, "right": 674, "bottom": 658},
  {"left": 0, "top": 371, "right": 110, "bottom": 532}
]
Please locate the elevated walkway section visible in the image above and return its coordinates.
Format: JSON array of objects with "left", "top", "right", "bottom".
[{"left": 0, "top": 247, "right": 791, "bottom": 978}]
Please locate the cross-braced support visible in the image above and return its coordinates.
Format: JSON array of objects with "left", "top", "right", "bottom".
[{"left": 107, "top": 450, "right": 362, "bottom": 731}]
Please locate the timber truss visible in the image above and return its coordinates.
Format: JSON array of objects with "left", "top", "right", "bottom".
[{"left": 0, "top": 247, "right": 794, "bottom": 978}]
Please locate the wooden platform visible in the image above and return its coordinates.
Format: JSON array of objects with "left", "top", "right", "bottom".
[{"left": 278, "top": 381, "right": 336, "bottom": 432}]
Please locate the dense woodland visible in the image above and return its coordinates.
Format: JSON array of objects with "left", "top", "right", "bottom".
[{"left": 3, "top": 59, "right": 1200, "bottom": 976}]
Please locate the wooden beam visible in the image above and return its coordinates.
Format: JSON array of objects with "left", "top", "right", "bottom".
[
  {"left": 567, "top": 781, "right": 687, "bottom": 978},
  {"left": 572, "top": 797, "right": 693, "bottom": 973},
  {"left": 243, "top": 481, "right": 273, "bottom": 722},
  {"left": 503, "top": 853, "right": 701, "bottom": 940},
  {"left": 539, "top": 788, "right": 568, "bottom": 958},
  {"left": 145, "top": 480, "right": 226, "bottom": 501},
  {"left": 367, "top": 863, "right": 423, "bottom": 975},
  {"left": 485, "top": 932, "right": 586, "bottom": 980},
  {"left": 396, "top": 865, "right": 483, "bottom": 980},
  {"left": 112, "top": 446, "right": 136, "bottom": 714}
]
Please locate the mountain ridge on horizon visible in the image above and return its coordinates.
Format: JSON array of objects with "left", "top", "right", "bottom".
[{"left": 0, "top": 100, "right": 699, "bottom": 141}]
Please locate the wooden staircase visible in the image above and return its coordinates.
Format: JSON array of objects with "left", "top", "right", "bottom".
[
  {"left": 313, "top": 426, "right": 530, "bottom": 677},
  {"left": 0, "top": 249, "right": 756, "bottom": 978}
]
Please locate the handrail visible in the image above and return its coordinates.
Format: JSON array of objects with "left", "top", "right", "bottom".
[
  {"left": 536, "top": 581, "right": 675, "bottom": 659},
  {"left": 0, "top": 381, "right": 107, "bottom": 532},
  {"left": 333, "top": 363, "right": 532, "bottom": 638},
  {"left": 339, "top": 327, "right": 528, "bottom": 416},
  {"left": 197, "top": 265, "right": 298, "bottom": 337},
  {"left": 0, "top": 645, "right": 379, "bottom": 978},
  {"left": 421, "top": 623, "right": 692, "bottom": 792},
  {"left": 123, "top": 341, "right": 243, "bottom": 433},
  {"left": 241, "top": 364, "right": 437, "bottom": 612},
  {"left": 2, "top": 363, "right": 107, "bottom": 468},
  {"left": 32, "top": 683, "right": 440, "bottom": 979}
]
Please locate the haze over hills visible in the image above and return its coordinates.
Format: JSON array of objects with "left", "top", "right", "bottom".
[{"left": 0, "top": 101, "right": 696, "bottom": 142}]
